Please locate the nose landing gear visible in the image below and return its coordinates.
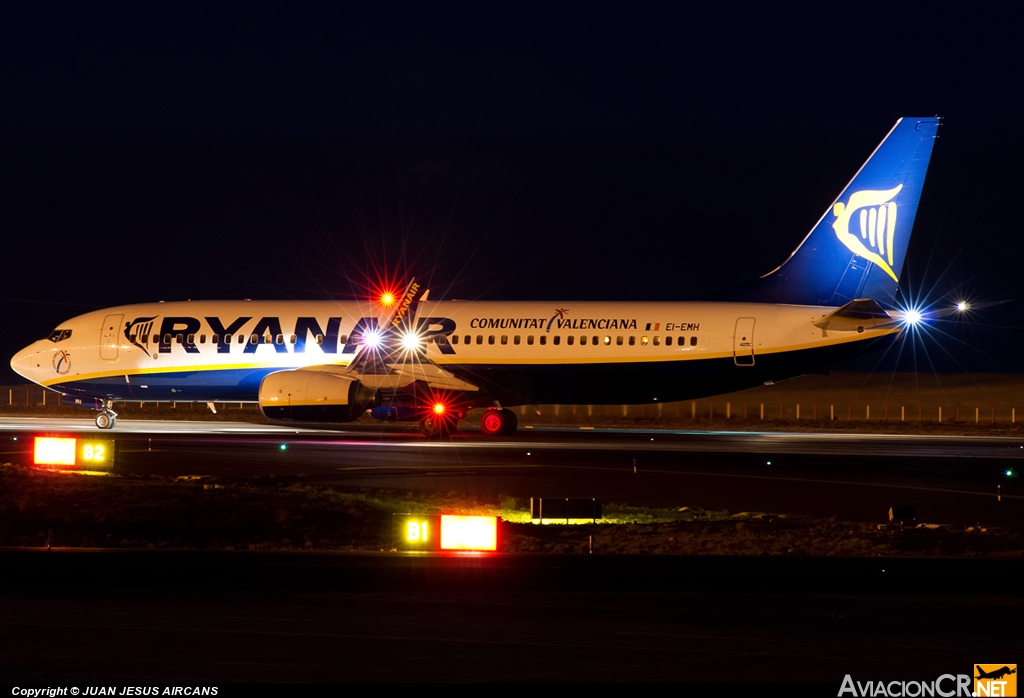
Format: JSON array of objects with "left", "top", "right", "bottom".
[{"left": 95, "top": 400, "right": 117, "bottom": 429}]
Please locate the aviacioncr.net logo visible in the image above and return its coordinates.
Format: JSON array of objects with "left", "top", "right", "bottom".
[
  {"left": 975, "top": 664, "right": 1017, "bottom": 697},
  {"left": 832, "top": 184, "right": 902, "bottom": 282}
]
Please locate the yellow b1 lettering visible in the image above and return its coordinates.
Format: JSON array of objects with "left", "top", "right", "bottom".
[{"left": 406, "top": 520, "right": 429, "bottom": 542}]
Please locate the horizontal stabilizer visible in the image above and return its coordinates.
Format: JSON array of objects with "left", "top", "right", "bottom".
[{"left": 813, "top": 299, "right": 895, "bottom": 332}]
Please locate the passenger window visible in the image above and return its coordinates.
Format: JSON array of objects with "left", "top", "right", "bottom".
[
  {"left": 691, "top": 336, "right": 698, "bottom": 346},
  {"left": 290, "top": 334, "right": 297, "bottom": 344},
  {"left": 238, "top": 334, "right": 245, "bottom": 344},
  {"left": 437, "top": 335, "right": 448, "bottom": 345},
  {"left": 187, "top": 334, "right": 195, "bottom": 344},
  {"left": 679, "top": 336, "right": 685, "bottom": 346},
  {"left": 616, "top": 336, "right": 623, "bottom": 346},
  {"left": 514, "top": 335, "right": 521, "bottom": 345},
  {"left": 540, "top": 335, "right": 547, "bottom": 346},
  {"left": 176, "top": 334, "right": 184, "bottom": 344},
  {"left": 665, "top": 336, "right": 672, "bottom": 346},
  {"left": 476, "top": 335, "right": 483, "bottom": 345},
  {"left": 199, "top": 334, "right": 206, "bottom": 344},
  {"left": 553, "top": 336, "right": 560, "bottom": 345},
  {"left": 566, "top": 336, "right": 574, "bottom": 346},
  {"left": 488, "top": 335, "right": 495, "bottom": 345},
  {"left": 464, "top": 335, "right": 471, "bottom": 345},
  {"left": 339, "top": 335, "right": 348, "bottom": 345},
  {"left": 653, "top": 336, "right": 660, "bottom": 346},
  {"left": 641, "top": 336, "right": 649, "bottom": 346},
  {"left": 603, "top": 336, "right": 610, "bottom": 345},
  {"left": 579, "top": 335, "right": 587, "bottom": 345},
  {"left": 162, "top": 334, "right": 171, "bottom": 344},
  {"left": 500, "top": 335, "right": 507, "bottom": 345},
  {"left": 593, "top": 336, "right": 599, "bottom": 346},
  {"left": 628, "top": 336, "right": 635, "bottom": 346},
  {"left": 527, "top": 336, "right": 534, "bottom": 345},
  {"left": 316, "top": 334, "right": 324, "bottom": 345},
  {"left": 451, "top": 335, "right": 459, "bottom": 345},
  {"left": 250, "top": 334, "right": 258, "bottom": 344},
  {"left": 275, "top": 334, "right": 284, "bottom": 345},
  {"left": 217, "top": 334, "right": 225, "bottom": 344}
]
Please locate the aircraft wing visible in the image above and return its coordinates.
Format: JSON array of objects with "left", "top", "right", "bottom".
[
  {"left": 314, "top": 278, "right": 479, "bottom": 393},
  {"left": 339, "top": 348, "right": 479, "bottom": 392}
]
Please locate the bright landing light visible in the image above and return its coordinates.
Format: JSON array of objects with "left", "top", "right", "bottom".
[
  {"left": 956, "top": 301, "right": 969, "bottom": 312},
  {"left": 400, "top": 331, "right": 423, "bottom": 351},
  {"left": 362, "top": 330, "right": 382, "bottom": 348},
  {"left": 903, "top": 309, "right": 923, "bottom": 325}
]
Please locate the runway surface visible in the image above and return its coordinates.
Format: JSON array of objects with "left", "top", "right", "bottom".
[
  {"left": 1, "top": 550, "right": 1021, "bottom": 684},
  {"left": 2, "top": 417, "right": 1022, "bottom": 524},
  {"left": 2, "top": 417, "right": 1021, "bottom": 684}
]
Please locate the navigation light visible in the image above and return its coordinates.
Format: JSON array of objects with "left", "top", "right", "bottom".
[{"left": 903, "top": 309, "right": 923, "bottom": 326}]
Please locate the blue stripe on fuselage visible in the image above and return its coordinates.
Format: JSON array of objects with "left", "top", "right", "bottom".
[{"left": 50, "top": 367, "right": 289, "bottom": 402}]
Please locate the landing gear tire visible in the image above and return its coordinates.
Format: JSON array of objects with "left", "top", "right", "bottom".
[
  {"left": 421, "top": 415, "right": 452, "bottom": 437},
  {"left": 95, "top": 411, "right": 117, "bottom": 430},
  {"left": 480, "top": 408, "right": 517, "bottom": 436}
]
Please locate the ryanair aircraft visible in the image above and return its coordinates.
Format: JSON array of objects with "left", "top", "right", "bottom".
[{"left": 11, "top": 117, "right": 940, "bottom": 435}]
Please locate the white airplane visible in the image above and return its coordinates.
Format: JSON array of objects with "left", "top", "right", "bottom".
[{"left": 11, "top": 117, "right": 942, "bottom": 435}]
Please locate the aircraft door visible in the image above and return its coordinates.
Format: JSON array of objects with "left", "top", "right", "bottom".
[
  {"left": 733, "top": 317, "right": 755, "bottom": 366},
  {"left": 99, "top": 314, "right": 123, "bottom": 361}
]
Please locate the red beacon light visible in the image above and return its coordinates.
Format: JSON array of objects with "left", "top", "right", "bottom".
[
  {"left": 433, "top": 402, "right": 447, "bottom": 415},
  {"left": 380, "top": 292, "right": 396, "bottom": 307}
]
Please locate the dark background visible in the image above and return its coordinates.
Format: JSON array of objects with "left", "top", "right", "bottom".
[{"left": 2, "top": 4, "right": 1021, "bottom": 383}]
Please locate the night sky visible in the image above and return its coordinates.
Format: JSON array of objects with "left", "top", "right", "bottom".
[{"left": 2, "top": 4, "right": 1022, "bottom": 384}]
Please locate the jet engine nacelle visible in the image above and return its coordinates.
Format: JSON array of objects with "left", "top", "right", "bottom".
[{"left": 258, "top": 369, "right": 378, "bottom": 422}]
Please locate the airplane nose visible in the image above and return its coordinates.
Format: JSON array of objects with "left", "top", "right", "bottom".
[{"left": 10, "top": 344, "right": 42, "bottom": 381}]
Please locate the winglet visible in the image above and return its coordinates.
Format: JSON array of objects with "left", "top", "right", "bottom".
[{"left": 383, "top": 279, "right": 422, "bottom": 330}]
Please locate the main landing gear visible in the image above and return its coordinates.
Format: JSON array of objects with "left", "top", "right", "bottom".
[
  {"left": 420, "top": 413, "right": 451, "bottom": 437},
  {"left": 480, "top": 408, "right": 517, "bottom": 436},
  {"left": 95, "top": 400, "right": 117, "bottom": 430}
]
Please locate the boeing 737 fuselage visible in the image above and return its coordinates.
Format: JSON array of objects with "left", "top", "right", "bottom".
[{"left": 11, "top": 117, "right": 941, "bottom": 434}]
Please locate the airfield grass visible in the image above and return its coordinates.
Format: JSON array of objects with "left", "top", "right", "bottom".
[{"left": 1, "top": 463, "right": 1020, "bottom": 557}]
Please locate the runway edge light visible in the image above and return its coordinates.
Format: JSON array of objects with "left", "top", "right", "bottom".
[
  {"left": 440, "top": 515, "right": 498, "bottom": 551},
  {"left": 33, "top": 436, "right": 115, "bottom": 469},
  {"left": 392, "top": 514, "right": 500, "bottom": 552},
  {"left": 34, "top": 437, "right": 77, "bottom": 466}
]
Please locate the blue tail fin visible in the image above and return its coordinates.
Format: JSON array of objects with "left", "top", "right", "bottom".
[{"left": 755, "top": 117, "right": 940, "bottom": 306}]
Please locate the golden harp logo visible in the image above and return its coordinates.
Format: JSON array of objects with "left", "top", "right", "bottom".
[{"left": 832, "top": 184, "right": 902, "bottom": 281}]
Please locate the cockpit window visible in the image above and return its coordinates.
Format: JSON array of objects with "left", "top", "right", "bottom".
[{"left": 47, "top": 329, "right": 73, "bottom": 343}]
